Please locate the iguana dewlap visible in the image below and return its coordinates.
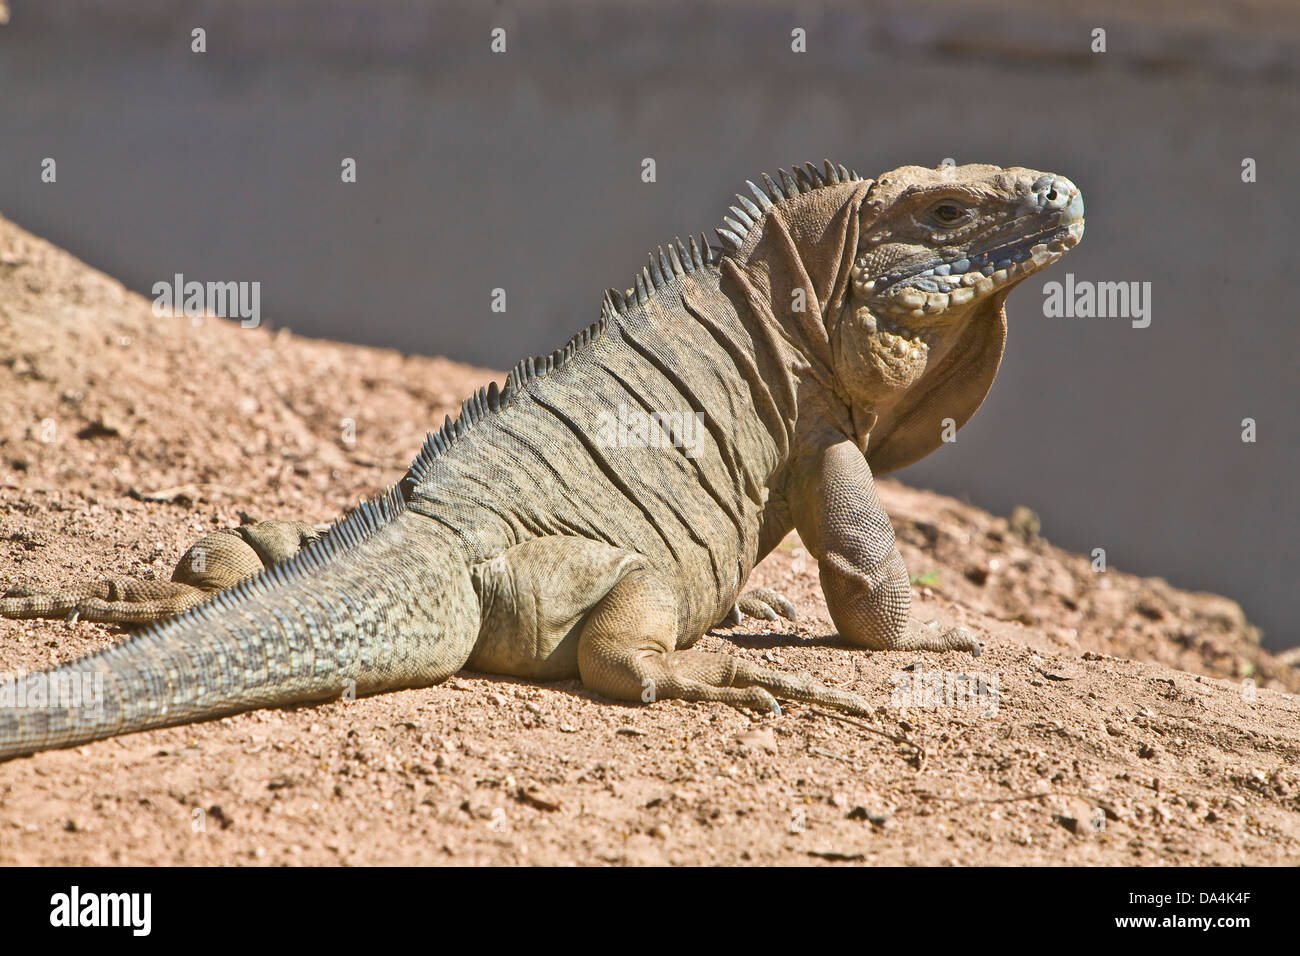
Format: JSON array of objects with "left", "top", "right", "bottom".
[{"left": 0, "top": 161, "right": 1083, "bottom": 760}]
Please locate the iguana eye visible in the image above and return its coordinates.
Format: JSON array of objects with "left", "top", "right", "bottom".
[{"left": 929, "top": 202, "right": 969, "bottom": 226}]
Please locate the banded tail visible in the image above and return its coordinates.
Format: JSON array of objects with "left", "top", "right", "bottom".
[{"left": 0, "top": 488, "right": 477, "bottom": 762}]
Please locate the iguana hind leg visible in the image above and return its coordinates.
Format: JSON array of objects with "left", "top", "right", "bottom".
[
  {"left": 1, "top": 520, "right": 320, "bottom": 624},
  {"left": 578, "top": 566, "right": 871, "bottom": 717},
  {"left": 471, "top": 536, "right": 871, "bottom": 716}
]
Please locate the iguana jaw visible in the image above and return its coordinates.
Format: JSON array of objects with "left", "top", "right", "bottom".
[{"left": 854, "top": 217, "right": 1084, "bottom": 321}]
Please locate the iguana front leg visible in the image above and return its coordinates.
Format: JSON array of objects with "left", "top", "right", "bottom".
[
  {"left": 793, "top": 438, "right": 980, "bottom": 655},
  {"left": 1, "top": 521, "right": 321, "bottom": 624}
]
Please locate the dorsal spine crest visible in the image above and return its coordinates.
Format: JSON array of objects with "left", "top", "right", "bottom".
[{"left": 401, "top": 160, "right": 863, "bottom": 491}]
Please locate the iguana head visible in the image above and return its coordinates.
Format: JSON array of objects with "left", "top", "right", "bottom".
[
  {"left": 836, "top": 163, "right": 1083, "bottom": 406},
  {"left": 831, "top": 163, "right": 1083, "bottom": 471}
]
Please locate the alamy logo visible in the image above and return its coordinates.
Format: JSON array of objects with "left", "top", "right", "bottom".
[
  {"left": 889, "top": 663, "right": 999, "bottom": 716},
  {"left": 0, "top": 670, "right": 103, "bottom": 716},
  {"left": 1041, "top": 273, "right": 1151, "bottom": 328},
  {"left": 49, "top": 886, "right": 151, "bottom": 936},
  {"left": 152, "top": 273, "right": 260, "bottom": 327},
  {"left": 595, "top": 403, "right": 706, "bottom": 458}
]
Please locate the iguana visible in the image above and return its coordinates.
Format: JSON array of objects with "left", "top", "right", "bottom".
[{"left": 0, "top": 160, "right": 1084, "bottom": 761}]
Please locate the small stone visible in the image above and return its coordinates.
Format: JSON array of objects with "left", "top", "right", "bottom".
[
  {"left": 734, "top": 728, "right": 777, "bottom": 754},
  {"left": 847, "top": 806, "right": 889, "bottom": 827}
]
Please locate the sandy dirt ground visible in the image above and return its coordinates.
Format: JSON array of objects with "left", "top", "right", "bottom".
[{"left": 0, "top": 215, "right": 1296, "bottom": 865}]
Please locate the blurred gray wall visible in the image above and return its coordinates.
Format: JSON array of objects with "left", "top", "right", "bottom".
[{"left": 0, "top": 0, "right": 1295, "bottom": 648}]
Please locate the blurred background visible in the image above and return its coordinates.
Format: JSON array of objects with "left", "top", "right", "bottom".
[{"left": 0, "top": 0, "right": 1295, "bottom": 649}]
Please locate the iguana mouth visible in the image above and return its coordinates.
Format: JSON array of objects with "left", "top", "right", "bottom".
[{"left": 853, "top": 219, "right": 1084, "bottom": 317}]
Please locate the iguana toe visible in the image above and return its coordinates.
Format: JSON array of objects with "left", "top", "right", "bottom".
[{"left": 733, "top": 588, "right": 798, "bottom": 624}]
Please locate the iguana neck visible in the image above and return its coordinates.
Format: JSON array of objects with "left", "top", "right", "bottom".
[{"left": 711, "top": 177, "right": 874, "bottom": 458}]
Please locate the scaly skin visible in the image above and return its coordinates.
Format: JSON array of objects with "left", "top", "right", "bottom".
[{"left": 0, "top": 160, "right": 1083, "bottom": 761}]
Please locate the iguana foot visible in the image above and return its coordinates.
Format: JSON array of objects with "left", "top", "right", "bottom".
[
  {"left": 1, "top": 578, "right": 212, "bottom": 624},
  {"left": 625, "top": 647, "right": 874, "bottom": 717},
  {"left": 1, "top": 520, "right": 321, "bottom": 625},
  {"left": 724, "top": 587, "right": 798, "bottom": 625},
  {"left": 889, "top": 620, "right": 982, "bottom": 655},
  {"left": 829, "top": 618, "right": 981, "bottom": 655}
]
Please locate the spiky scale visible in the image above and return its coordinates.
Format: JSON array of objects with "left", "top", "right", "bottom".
[
  {"left": 673, "top": 237, "right": 690, "bottom": 270},
  {"left": 727, "top": 206, "right": 754, "bottom": 230},
  {"left": 715, "top": 227, "right": 743, "bottom": 249},
  {"left": 667, "top": 241, "right": 684, "bottom": 275},
  {"left": 779, "top": 168, "right": 798, "bottom": 194},
  {"left": 736, "top": 193, "right": 762, "bottom": 220},
  {"left": 659, "top": 247, "right": 673, "bottom": 278},
  {"left": 761, "top": 172, "right": 783, "bottom": 201},
  {"left": 722, "top": 216, "right": 747, "bottom": 237},
  {"left": 838, "top": 163, "right": 852, "bottom": 181}
]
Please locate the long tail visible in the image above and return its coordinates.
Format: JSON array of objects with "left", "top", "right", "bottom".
[{"left": 0, "top": 487, "right": 477, "bottom": 762}]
